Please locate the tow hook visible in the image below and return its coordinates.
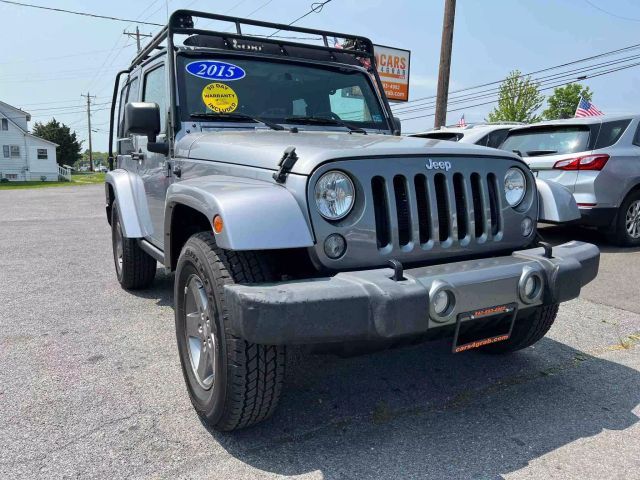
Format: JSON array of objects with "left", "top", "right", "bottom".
[
  {"left": 388, "top": 259, "right": 405, "bottom": 281},
  {"left": 535, "top": 232, "right": 553, "bottom": 259}
]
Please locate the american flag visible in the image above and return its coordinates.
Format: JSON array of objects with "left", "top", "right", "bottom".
[
  {"left": 457, "top": 114, "right": 466, "bottom": 127},
  {"left": 575, "top": 97, "right": 603, "bottom": 117}
]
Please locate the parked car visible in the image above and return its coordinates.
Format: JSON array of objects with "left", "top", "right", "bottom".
[
  {"left": 105, "top": 10, "right": 599, "bottom": 431},
  {"left": 410, "top": 122, "right": 524, "bottom": 148},
  {"left": 500, "top": 115, "right": 640, "bottom": 246}
]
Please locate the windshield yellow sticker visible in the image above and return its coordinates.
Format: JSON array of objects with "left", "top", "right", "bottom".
[{"left": 202, "top": 82, "right": 238, "bottom": 113}]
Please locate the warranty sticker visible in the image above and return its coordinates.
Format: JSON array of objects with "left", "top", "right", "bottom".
[{"left": 202, "top": 82, "right": 238, "bottom": 113}]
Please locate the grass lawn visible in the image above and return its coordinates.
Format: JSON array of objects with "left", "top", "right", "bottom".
[{"left": 0, "top": 172, "right": 106, "bottom": 190}]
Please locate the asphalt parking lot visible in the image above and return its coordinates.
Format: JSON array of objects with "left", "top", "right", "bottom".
[{"left": 1, "top": 184, "right": 639, "bottom": 479}]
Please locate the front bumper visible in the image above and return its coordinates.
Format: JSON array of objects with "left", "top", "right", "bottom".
[{"left": 224, "top": 242, "right": 600, "bottom": 345}]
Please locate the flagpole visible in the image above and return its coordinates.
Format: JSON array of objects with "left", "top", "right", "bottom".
[{"left": 574, "top": 96, "right": 583, "bottom": 118}]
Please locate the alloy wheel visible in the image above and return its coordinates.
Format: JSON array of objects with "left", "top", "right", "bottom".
[
  {"left": 626, "top": 199, "right": 640, "bottom": 239},
  {"left": 114, "top": 219, "right": 124, "bottom": 276},
  {"left": 183, "top": 274, "right": 216, "bottom": 389}
]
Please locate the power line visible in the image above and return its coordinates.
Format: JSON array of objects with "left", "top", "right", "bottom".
[
  {"left": 394, "top": 51, "right": 640, "bottom": 115},
  {"left": 27, "top": 107, "right": 112, "bottom": 117},
  {"left": 583, "top": 0, "right": 640, "bottom": 22},
  {"left": 268, "top": 0, "right": 332, "bottom": 37},
  {"left": 394, "top": 41, "right": 640, "bottom": 109},
  {"left": 123, "top": 26, "right": 153, "bottom": 52},
  {"left": 26, "top": 102, "right": 111, "bottom": 113},
  {"left": 0, "top": 0, "right": 163, "bottom": 25},
  {"left": 8, "top": 97, "right": 110, "bottom": 107},
  {"left": 85, "top": 35, "right": 130, "bottom": 94},
  {"left": 397, "top": 61, "right": 640, "bottom": 121},
  {"left": 0, "top": 66, "right": 119, "bottom": 80},
  {"left": 140, "top": 0, "right": 173, "bottom": 24},
  {"left": 0, "top": 106, "right": 111, "bottom": 122},
  {"left": 0, "top": 44, "right": 135, "bottom": 65},
  {"left": 244, "top": 0, "right": 275, "bottom": 18}
]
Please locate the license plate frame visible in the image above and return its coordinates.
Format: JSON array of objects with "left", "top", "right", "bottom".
[{"left": 452, "top": 303, "right": 518, "bottom": 353}]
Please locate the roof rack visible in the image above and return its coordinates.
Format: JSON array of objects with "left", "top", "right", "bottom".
[
  {"left": 130, "top": 9, "right": 377, "bottom": 70},
  {"left": 110, "top": 10, "right": 397, "bottom": 166}
]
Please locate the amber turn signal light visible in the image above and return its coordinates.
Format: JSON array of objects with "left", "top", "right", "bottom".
[{"left": 213, "top": 215, "right": 224, "bottom": 233}]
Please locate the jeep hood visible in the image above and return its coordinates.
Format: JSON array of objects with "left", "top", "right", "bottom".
[{"left": 180, "top": 130, "right": 521, "bottom": 175}]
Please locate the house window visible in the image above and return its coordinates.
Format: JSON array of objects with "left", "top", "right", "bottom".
[
  {"left": 10, "top": 145, "right": 20, "bottom": 157},
  {"left": 5, "top": 174, "right": 17, "bottom": 180},
  {"left": 1, "top": 119, "right": 7, "bottom": 130},
  {"left": 37, "top": 148, "right": 48, "bottom": 159},
  {"left": 2, "top": 145, "right": 9, "bottom": 158}
]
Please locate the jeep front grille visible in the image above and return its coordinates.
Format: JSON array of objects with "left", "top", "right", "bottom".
[
  {"left": 307, "top": 157, "right": 534, "bottom": 270},
  {"left": 370, "top": 172, "right": 502, "bottom": 249}
]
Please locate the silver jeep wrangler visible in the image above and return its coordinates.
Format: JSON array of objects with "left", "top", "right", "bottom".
[{"left": 105, "top": 11, "right": 600, "bottom": 431}]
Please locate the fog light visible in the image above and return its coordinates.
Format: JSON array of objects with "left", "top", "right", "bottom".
[
  {"left": 524, "top": 276, "right": 538, "bottom": 298},
  {"left": 521, "top": 217, "right": 534, "bottom": 237},
  {"left": 433, "top": 290, "right": 451, "bottom": 316},
  {"left": 324, "top": 234, "right": 346, "bottom": 259},
  {"left": 519, "top": 268, "right": 543, "bottom": 304}
]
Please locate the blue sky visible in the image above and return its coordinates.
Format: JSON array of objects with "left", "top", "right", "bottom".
[{"left": 1, "top": 0, "right": 639, "bottom": 150}]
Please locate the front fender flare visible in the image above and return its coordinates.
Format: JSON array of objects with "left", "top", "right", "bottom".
[
  {"left": 165, "top": 175, "right": 314, "bottom": 251},
  {"left": 105, "top": 169, "right": 153, "bottom": 238},
  {"left": 536, "top": 178, "right": 580, "bottom": 223}
]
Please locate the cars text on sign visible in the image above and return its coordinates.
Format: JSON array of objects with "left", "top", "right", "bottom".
[{"left": 374, "top": 44, "right": 411, "bottom": 102}]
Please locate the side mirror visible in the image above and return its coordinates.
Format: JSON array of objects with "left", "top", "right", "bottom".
[
  {"left": 393, "top": 116, "right": 402, "bottom": 135},
  {"left": 124, "top": 102, "right": 160, "bottom": 142}
]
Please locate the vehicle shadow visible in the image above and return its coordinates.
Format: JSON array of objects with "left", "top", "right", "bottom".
[
  {"left": 539, "top": 224, "right": 640, "bottom": 254},
  {"left": 203, "top": 338, "right": 639, "bottom": 479},
  {"left": 125, "top": 267, "right": 175, "bottom": 307}
]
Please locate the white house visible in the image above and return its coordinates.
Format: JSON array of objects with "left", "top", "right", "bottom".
[{"left": 0, "top": 101, "right": 63, "bottom": 182}]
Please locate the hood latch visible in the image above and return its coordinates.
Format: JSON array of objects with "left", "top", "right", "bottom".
[{"left": 273, "top": 146, "right": 298, "bottom": 184}]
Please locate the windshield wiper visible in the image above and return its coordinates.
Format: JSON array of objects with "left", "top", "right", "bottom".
[
  {"left": 284, "top": 116, "right": 367, "bottom": 134},
  {"left": 526, "top": 149, "right": 558, "bottom": 157},
  {"left": 190, "top": 112, "right": 285, "bottom": 131}
]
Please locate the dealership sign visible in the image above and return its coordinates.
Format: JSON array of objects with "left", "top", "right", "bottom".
[{"left": 374, "top": 44, "right": 411, "bottom": 102}]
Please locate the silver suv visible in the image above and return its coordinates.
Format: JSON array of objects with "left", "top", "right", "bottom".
[
  {"left": 105, "top": 11, "right": 599, "bottom": 431},
  {"left": 411, "top": 123, "right": 524, "bottom": 148},
  {"left": 501, "top": 115, "right": 640, "bottom": 245}
]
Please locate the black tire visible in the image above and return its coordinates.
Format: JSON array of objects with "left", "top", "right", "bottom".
[
  {"left": 111, "top": 203, "right": 156, "bottom": 289},
  {"left": 610, "top": 190, "right": 640, "bottom": 247},
  {"left": 174, "top": 232, "right": 286, "bottom": 431},
  {"left": 480, "top": 304, "right": 559, "bottom": 354}
]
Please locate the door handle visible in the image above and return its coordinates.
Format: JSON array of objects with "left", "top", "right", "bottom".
[{"left": 131, "top": 152, "right": 145, "bottom": 161}]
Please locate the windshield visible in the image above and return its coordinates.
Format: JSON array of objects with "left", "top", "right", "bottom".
[
  {"left": 501, "top": 126, "right": 590, "bottom": 156},
  {"left": 177, "top": 55, "right": 388, "bottom": 131}
]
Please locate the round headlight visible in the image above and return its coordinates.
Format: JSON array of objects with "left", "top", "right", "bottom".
[
  {"left": 504, "top": 168, "right": 526, "bottom": 207},
  {"left": 314, "top": 171, "right": 355, "bottom": 220}
]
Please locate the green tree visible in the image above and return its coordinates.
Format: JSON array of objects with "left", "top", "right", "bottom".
[
  {"left": 486, "top": 70, "right": 544, "bottom": 123},
  {"left": 79, "top": 150, "right": 108, "bottom": 168},
  {"left": 543, "top": 83, "right": 593, "bottom": 120},
  {"left": 32, "top": 118, "right": 83, "bottom": 166}
]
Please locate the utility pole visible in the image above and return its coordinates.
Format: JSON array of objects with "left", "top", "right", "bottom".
[
  {"left": 434, "top": 0, "right": 457, "bottom": 129},
  {"left": 123, "top": 26, "right": 152, "bottom": 52},
  {"left": 81, "top": 92, "right": 96, "bottom": 172}
]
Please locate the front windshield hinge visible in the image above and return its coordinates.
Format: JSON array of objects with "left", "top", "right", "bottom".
[{"left": 273, "top": 146, "right": 298, "bottom": 184}]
